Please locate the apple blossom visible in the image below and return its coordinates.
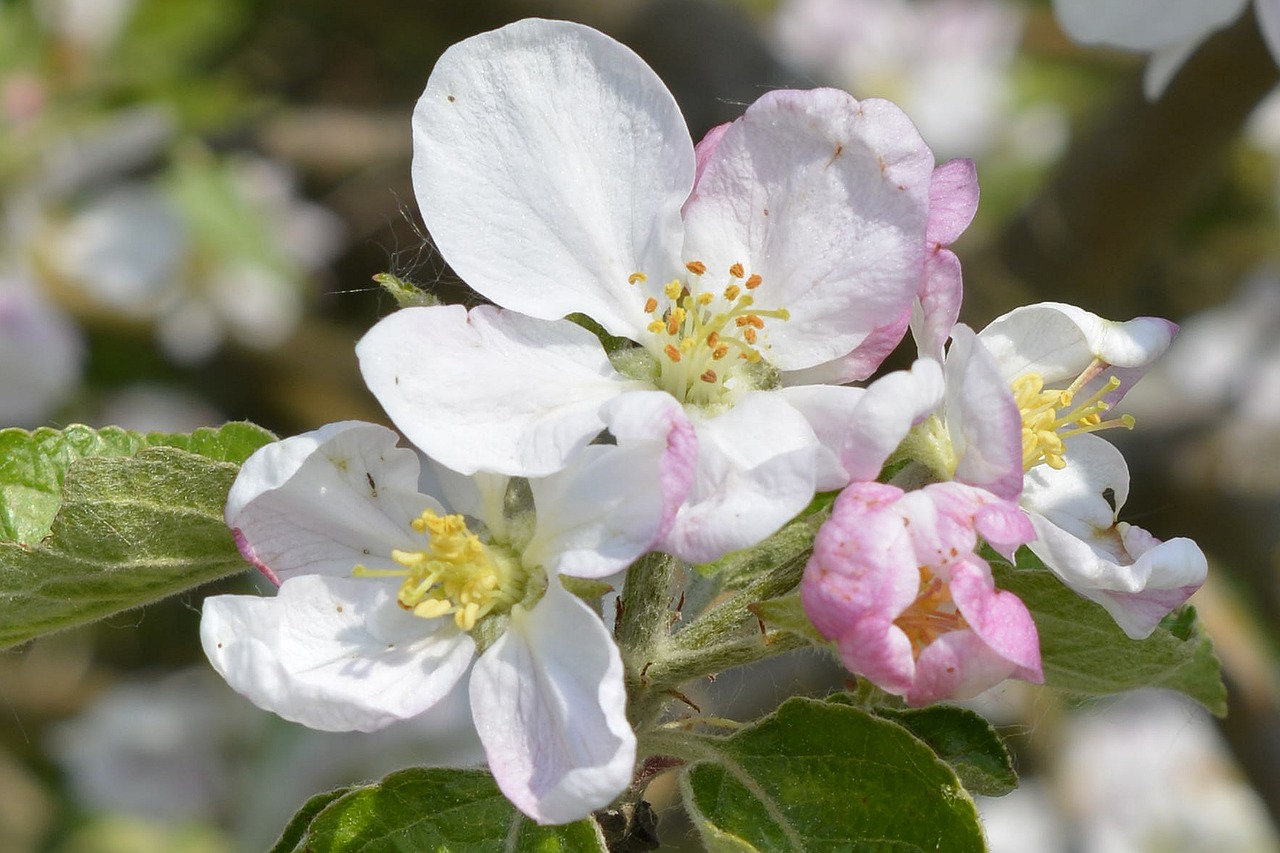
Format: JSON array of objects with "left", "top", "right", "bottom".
[
  {"left": 1052, "top": 0, "right": 1280, "bottom": 98},
  {"left": 903, "top": 304, "right": 1208, "bottom": 638},
  {"left": 202, "top": 410, "right": 694, "bottom": 824},
  {"left": 358, "top": 18, "right": 943, "bottom": 563},
  {"left": 802, "top": 480, "right": 1042, "bottom": 705}
]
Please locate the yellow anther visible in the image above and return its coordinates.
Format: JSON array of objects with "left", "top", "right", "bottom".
[
  {"left": 647, "top": 320, "right": 665, "bottom": 333},
  {"left": 729, "top": 262, "right": 745, "bottom": 278},
  {"left": 743, "top": 327, "right": 758, "bottom": 344},
  {"left": 723, "top": 284, "right": 741, "bottom": 301},
  {"left": 665, "top": 280, "right": 683, "bottom": 299},
  {"left": 697, "top": 292, "right": 714, "bottom": 306},
  {"left": 686, "top": 260, "right": 707, "bottom": 275},
  {"left": 628, "top": 272, "right": 648, "bottom": 284}
]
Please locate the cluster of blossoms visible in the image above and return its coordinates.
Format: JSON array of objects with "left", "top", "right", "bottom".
[{"left": 200, "top": 19, "right": 1207, "bottom": 826}]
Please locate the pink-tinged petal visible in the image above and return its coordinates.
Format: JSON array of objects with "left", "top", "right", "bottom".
[
  {"left": 908, "top": 630, "right": 1021, "bottom": 706},
  {"left": 774, "top": 383, "right": 871, "bottom": 491},
  {"left": 837, "top": 358, "right": 946, "bottom": 482},
  {"left": 802, "top": 482, "right": 919, "bottom": 640},
  {"left": 681, "top": 89, "right": 933, "bottom": 370},
  {"left": 524, "top": 392, "right": 695, "bottom": 578},
  {"left": 911, "top": 248, "right": 963, "bottom": 362},
  {"left": 602, "top": 389, "right": 697, "bottom": 543},
  {"left": 926, "top": 159, "right": 979, "bottom": 246},
  {"left": 977, "top": 302, "right": 1177, "bottom": 407},
  {"left": 226, "top": 422, "right": 443, "bottom": 584},
  {"left": 948, "top": 556, "right": 1042, "bottom": 678},
  {"left": 836, "top": 617, "right": 917, "bottom": 698},
  {"left": 909, "top": 482, "right": 1033, "bottom": 565},
  {"left": 412, "top": 19, "right": 691, "bottom": 338},
  {"left": 1027, "top": 510, "right": 1207, "bottom": 639},
  {"left": 689, "top": 122, "right": 731, "bottom": 203},
  {"left": 471, "top": 581, "right": 634, "bottom": 825},
  {"left": 358, "top": 305, "right": 634, "bottom": 477},
  {"left": 659, "top": 391, "right": 819, "bottom": 563},
  {"left": 781, "top": 306, "right": 911, "bottom": 386},
  {"left": 1051, "top": 0, "right": 1245, "bottom": 52},
  {"left": 972, "top": 500, "right": 1037, "bottom": 562},
  {"left": 201, "top": 575, "right": 475, "bottom": 733},
  {"left": 945, "top": 326, "right": 1024, "bottom": 500}
]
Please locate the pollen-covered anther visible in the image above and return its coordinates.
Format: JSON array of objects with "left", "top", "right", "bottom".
[
  {"left": 700, "top": 369, "right": 717, "bottom": 383},
  {"left": 643, "top": 297, "right": 658, "bottom": 313},
  {"left": 729, "top": 262, "right": 745, "bottom": 278},
  {"left": 686, "top": 260, "right": 707, "bottom": 275},
  {"left": 745, "top": 274, "right": 762, "bottom": 290},
  {"left": 1013, "top": 370, "right": 1136, "bottom": 472},
  {"left": 628, "top": 272, "right": 648, "bottom": 284},
  {"left": 723, "top": 284, "right": 741, "bottom": 301},
  {"left": 351, "top": 509, "right": 518, "bottom": 632},
  {"left": 664, "top": 343, "right": 682, "bottom": 362}
]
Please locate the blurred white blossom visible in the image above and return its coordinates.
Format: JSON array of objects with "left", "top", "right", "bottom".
[{"left": 0, "top": 273, "right": 82, "bottom": 427}]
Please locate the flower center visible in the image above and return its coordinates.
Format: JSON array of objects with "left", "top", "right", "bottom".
[
  {"left": 629, "top": 260, "right": 789, "bottom": 406},
  {"left": 895, "top": 567, "right": 968, "bottom": 656},
  {"left": 1012, "top": 360, "right": 1135, "bottom": 472},
  {"left": 354, "top": 510, "right": 523, "bottom": 632}
]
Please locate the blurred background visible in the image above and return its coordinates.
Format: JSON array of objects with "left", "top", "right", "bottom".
[{"left": 3, "top": 0, "right": 1280, "bottom": 850}]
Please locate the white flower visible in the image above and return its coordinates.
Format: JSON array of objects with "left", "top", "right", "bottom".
[
  {"left": 357, "top": 19, "right": 940, "bottom": 563},
  {"left": 203, "top": 413, "right": 693, "bottom": 824},
  {"left": 1052, "top": 0, "right": 1280, "bottom": 98},
  {"left": 0, "top": 273, "right": 82, "bottom": 426},
  {"left": 904, "top": 303, "right": 1207, "bottom": 638}
]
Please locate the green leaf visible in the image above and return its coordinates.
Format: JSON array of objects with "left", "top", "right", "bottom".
[
  {"left": 269, "top": 767, "right": 607, "bottom": 853},
  {"left": 680, "top": 697, "right": 986, "bottom": 852},
  {"left": 0, "top": 423, "right": 275, "bottom": 649},
  {"left": 0, "top": 422, "right": 274, "bottom": 544},
  {"left": 876, "top": 706, "right": 1018, "bottom": 797},
  {"left": 994, "top": 559, "right": 1227, "bottom": 716}
]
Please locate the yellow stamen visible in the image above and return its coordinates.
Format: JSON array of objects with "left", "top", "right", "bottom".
[{"left": 628, "top": 272, "right": 648, "bottom": 284}]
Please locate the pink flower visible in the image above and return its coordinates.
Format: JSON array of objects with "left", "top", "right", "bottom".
[{"left": 802, "top": 481, "right": 1042, "bottom": 705}]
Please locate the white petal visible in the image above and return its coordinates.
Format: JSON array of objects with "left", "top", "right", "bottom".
[
  {"left": 660, "top": 391, "right": 819, "bottom": 563},
  {"left": 423, "top": 459, "right": 511, "bottom": 540},
  {"left": 358, "top": 305, "right": 635, "bottom": 476},
  {"left": 1021, "top": 433, "right": 1130, "bottom": 544},
  {"left": 681, "top": 90, "right": 932, "bottom": 370},
  {"left": 412, "top": 19, "right": 691, "bottom": 337},
  {"left": 226, "top": 421, "right": 443, "bottom": 584},
  {"left": 977, "top": 301, "right": 1176, "bottom": 406},
  {"left": 202, "top": 575, "right": 475, "bottom": 732},
  {"left": 946, "top": 326, "right": 1024, "bottom": 501},
  {"left": 1051, "top": 0, "right": 1245, "bottom": 51},
  {"left": 778, "top": 358, "right": 944, "bottom": 489},
  {"left": 524, "top": 391, "right": 695, "bottom": 577},
  {"left": 471, "top": 581, "right": 634, "bottom": 825}
]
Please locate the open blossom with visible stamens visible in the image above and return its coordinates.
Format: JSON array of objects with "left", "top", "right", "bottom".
[
  {"left": 202, "top": 411, "right": 693, "bottom": 825},
  {"left": 901, "top": 303, "right": 1208, "bottom": 638},
  {"left": 802, "top": 481, "right": 1042, "bottom": 705},
  {"left": 356, "top": 18, "right": 942, "bottom": 563}
]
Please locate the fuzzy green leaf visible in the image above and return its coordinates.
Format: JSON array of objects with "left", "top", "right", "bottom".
[
  {"left": 0, "top": 422, "right": 275, "bottom": 649},
  {"left": 994, "top": 558, "right": 1226, "bottom": 715},
  {"left": 680, "top": 697, "right": 986, "bottom": 852},
  {"left": 0, "top": 422, "right": 273, "bottom": 544},
  {"left": 876, "top": 706, "right": 1018, "bottom": 797},
  {"left": 269, "top": 767, "right": 606, "bottom": 853}
]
